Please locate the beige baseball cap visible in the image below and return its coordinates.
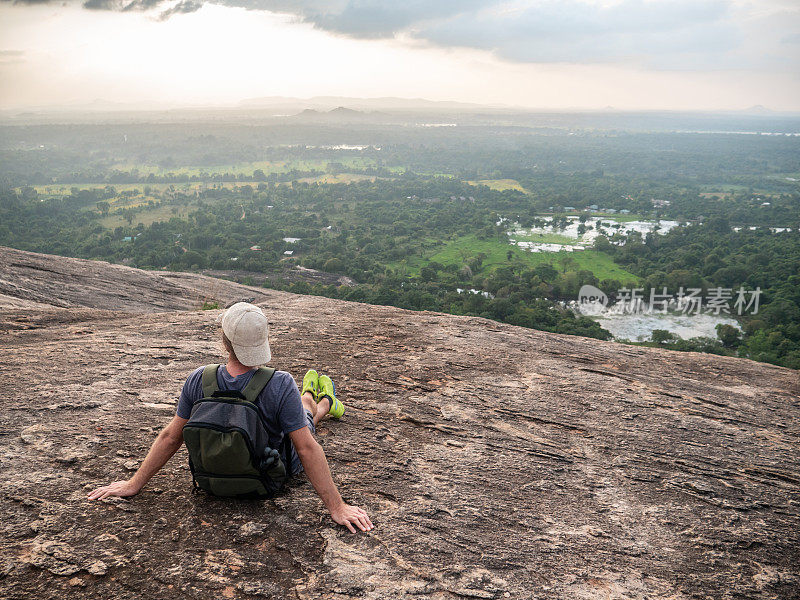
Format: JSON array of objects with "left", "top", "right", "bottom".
[{"left": 220, "top": 302, "right": 271, "bottom": 367}]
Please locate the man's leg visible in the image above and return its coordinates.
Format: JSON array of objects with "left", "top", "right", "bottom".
[
  {"left": 314, "top": 397, "right": 331, "bottom": 427},
  {"left": 301, "top": 391, "right": 318, "bottom": 421},
  {"left": 301, "top": 388, "right": 329, "bottom": 428},
  {"left": 289, "top": 391, "right": 319, "bottom": 475}
]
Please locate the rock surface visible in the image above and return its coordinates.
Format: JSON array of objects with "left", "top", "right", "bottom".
[{"left": 0, "top": 245, "right": 798, "bottom": 599}]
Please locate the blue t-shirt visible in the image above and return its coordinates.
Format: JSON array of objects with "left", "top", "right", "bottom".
[{"left": 176, "top": 366, "right": 308, "bottom": 471}]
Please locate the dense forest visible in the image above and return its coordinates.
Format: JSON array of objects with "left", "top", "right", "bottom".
[{"left": 1, "top": 113, "right": 798, "bottom": 367}]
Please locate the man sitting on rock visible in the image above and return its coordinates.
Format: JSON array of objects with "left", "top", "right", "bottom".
[{"left": 87, "top": 302, "right": 373, "bottom": 534}]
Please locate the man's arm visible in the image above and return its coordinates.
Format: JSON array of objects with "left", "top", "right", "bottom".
[
  {"left": 289, "top": 426, "right": 373, "bottom": 533},
  {"left": 87, "top": 415, "right": 188, "bottom": 500}
]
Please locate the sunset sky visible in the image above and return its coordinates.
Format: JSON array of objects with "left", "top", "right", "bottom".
[{"left": 1, "top": 0, "right": 798, "bottom": 111}]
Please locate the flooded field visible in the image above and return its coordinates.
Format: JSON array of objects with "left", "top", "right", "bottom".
[
  {"left": 594, "top": 312, "right": 740, "bottom": 342},
  {"left": 508, "top": 216, "right": 681, "bottom": 252},
  {"left": 571, "top": 300, "right": 742, "bottom": 342}
]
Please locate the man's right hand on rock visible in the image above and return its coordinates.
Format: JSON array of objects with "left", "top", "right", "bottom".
[{"left": 87, "top": 480, "right": 141, "bottom": 500}]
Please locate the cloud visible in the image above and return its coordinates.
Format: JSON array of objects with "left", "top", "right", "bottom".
[
  {"left": 414, "top": 0, "right": 740, "bottom": 69},
  {"left": 221, "top": 0, "right": 489, "bottom": 39},
  {"left": 82, "top": 0, "right": 162, "bottom": 10},
  {"left": 157, "top": 0, "right": 201, "bottom": 19},
  {"left": 77, "top": 0, "right": 201, "bottom": 19},
  {"left": 208, "top": 0, "right": 769, "bottom": 70},
  {"left": 1, "top": 0, "right": 798, "bottom": 71}
]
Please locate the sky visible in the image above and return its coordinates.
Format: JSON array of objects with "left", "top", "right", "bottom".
[{"left": 1, "top": 0, "right": 799, "bottom": 111}]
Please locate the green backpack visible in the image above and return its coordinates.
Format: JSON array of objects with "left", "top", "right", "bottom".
[{"left": 182, "top": 364, "right": 292, "bottom": 498}]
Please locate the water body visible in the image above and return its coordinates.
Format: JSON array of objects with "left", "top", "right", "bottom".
[
  {"left": 509, "top": 216, "right": 681, "bottom": 252},
  {"left": 572, "top": 301, "right": 741, "bottom": 342},
  {"left": 593, "top": 312, "right": 741, "bottom": 342},
  {"left": 732, "top": 226, "right": 793, "bottom": 233},
  {"left": 507, "top": 216, "right": 742, "bottom": 340},
  {"left": 304, "top": 144, "right": 380, "bottom": 150},
  {"left": 678, "top": 130, "right": 800, "bottom": 136}
]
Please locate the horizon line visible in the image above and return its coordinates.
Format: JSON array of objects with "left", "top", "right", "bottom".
[{"left": 2, "top": 96, "right": 800, "bottom": 117}]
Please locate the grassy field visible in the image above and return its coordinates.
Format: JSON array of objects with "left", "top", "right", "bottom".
[
  {"left": 591, "top": 212, "right": 646, "bottom": 223},
  {"left": 33, "top": 183, "right": 169, "bottom": 194},
  {"left": 26, "top": 159, "right": 396, "bottom": 196},
  {"left": 510, "top": 232, "right": 577, "bottom": 244},
  {"left": 538, "top": 211, "right": 646, "bottom": 223},
  {"left": 550, "top": 250, "right": 639, "bottom": 281},
  {"left": 29, "top": 182, "right": 255, "bottom": 195},
  {"left": 390, "top": 234, "right": 639, "bottom": 282},
  {"left": 699, "top": 184, "right": 750, "bottom": 193},
  {"left": 99, "top": 203, "right": 194, "bottom": 228},
  {"left": 296, "top": 173, "right": 379, "bottom": 184},
  {"left": 467, "top": 179, "right": 528, "bottom": 193},
  {"left": 109, "top": 158, "right": 378, "bottom": 177}
]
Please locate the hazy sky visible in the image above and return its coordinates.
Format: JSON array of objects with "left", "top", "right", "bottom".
[{"left": 1, "top": 0, "right": 799, "bottom": 111}]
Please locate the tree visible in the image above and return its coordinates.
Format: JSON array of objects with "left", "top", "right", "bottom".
[
  {"left": 558, "top": 254, "right": 577, "bottom": 273},
  {"left": 420, "top": 265, "right": 438, "bottom": 282},
  {"left": 651, "top": 329, "right": 676, "bottom": 345},
  {"left": 533, "top": 263, "right": 558, "bottom": 282},
  {"left": 467, "top": 254, "right": 486, "bottom": 273},
  {"left": 323, "top": 257, "right": 344, "bottom": 273},
  {"left": 716, "top": 324, "right": 741, "bottom": 348}
]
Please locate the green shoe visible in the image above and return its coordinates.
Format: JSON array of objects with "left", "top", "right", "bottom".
[
  {"left": 318, "top": 374, "right": 345, "bottom": 419},
  {"left": 302, "top": 370, "right": 319, "bottom": 400}
]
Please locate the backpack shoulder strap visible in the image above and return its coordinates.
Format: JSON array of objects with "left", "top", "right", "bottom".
[
  {"left": 201, "top": 364, "right": 221, "bottom": 399},
  {"left": 241, "top": 367, "right": 276, "bottom": 403}
]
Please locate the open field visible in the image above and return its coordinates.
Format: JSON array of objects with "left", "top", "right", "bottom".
[
  {"left": 588, "top": 212, "right": 645, "bottom": 222},
  {"left": 510, "top": 232, "right": 578, "bottom": 244},
  {"left": 296, "top": 173, "right": 380, "bottom": 184},
  {"left": 699, "top": 184, "right": 750, "bottom": 193},
  {"left": 109, "top": 158, "right": 378, "bottom": 177},
  {"left": 99, "top": 203, "right": 194, "bottom": 228},
  {"left": 29, "top": 182, "right": 256, "bottom": 195},
  {"left": 390, "top": 234, "right": 639, "bottom": 282},
  {"left": 548, "top": 250, "right": 640, "bottom": 281},
  {"left": 699, "top": 192, "right": 731, "bottom": 199},
  {"left": 467, "top": 179, "right": 528, "bottom": 193},
  {"left": 538, "top": 211, "right": 647, "bottom": 223}
]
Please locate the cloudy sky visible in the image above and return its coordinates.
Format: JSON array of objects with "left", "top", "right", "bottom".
[{"left": 1, "top": 0, "right": 799, "bottom": 111}]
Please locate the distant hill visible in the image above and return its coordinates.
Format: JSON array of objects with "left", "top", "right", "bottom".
[
  {"left": 329, "top": 106, "right": 362, "bottom": 116},
  {"left": 291, "top": 106, "right": 388, "bottom": 122},
  {"left": 240, "top": 95, "right": 499, "bottom": 113},
  {"left": 743, "top": 104, "right": 774, "bottom": 115}
]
